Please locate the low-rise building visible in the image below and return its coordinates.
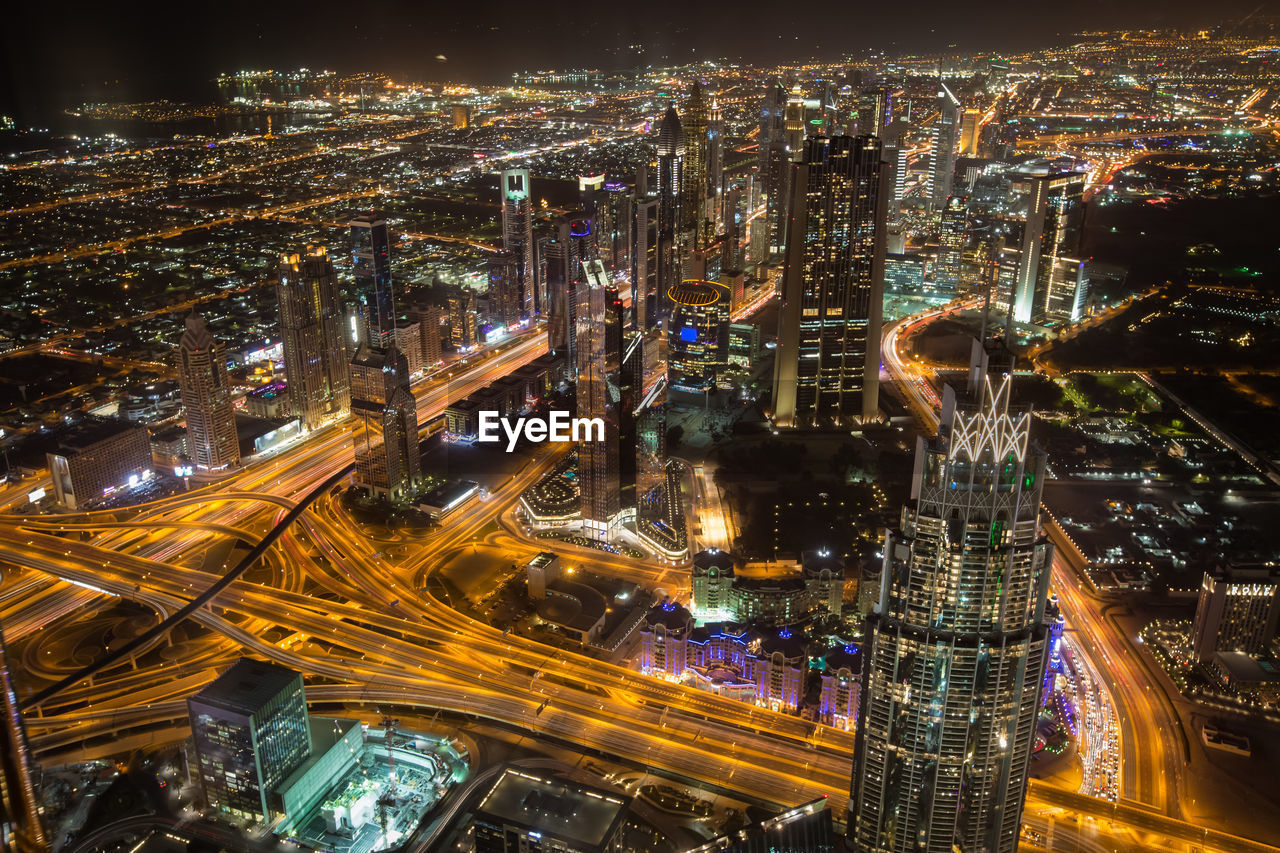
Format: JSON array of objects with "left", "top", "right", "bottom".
[
  {"left": 46, "top": 418, "right": 152, "bottom": 509},
  {"left": 472, "top": 767, "right": 631, "bottom": 853},
  {"left": 246, "top": 381, "right": 290, "bottom": 419}
]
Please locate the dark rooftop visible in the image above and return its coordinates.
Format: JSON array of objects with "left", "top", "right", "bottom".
[
  {"left": 189, "top": 658, "right": 304, "bottom": 716},
  {"left": 56, "top": 417, "right": 146, "bottom": 452},
  {"left": 476, "top": 767, "right": 630, "bottom": 851}
]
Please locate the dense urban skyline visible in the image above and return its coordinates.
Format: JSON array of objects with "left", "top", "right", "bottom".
[{"left": 2, "top": 16, "right": 1280, "bottom": 853}]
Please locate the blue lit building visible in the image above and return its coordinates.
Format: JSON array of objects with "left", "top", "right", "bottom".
[{"left": 667, "top": 279, "right": 730, "bottom": 392}]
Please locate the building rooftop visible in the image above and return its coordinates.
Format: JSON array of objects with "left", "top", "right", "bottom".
[
  {"left": 56, "top": 418, "right": 145, "bottom": 453},
  {"left": 190, "top": 658, "right": 303, "bottom": 716},
  {"left": 476, "top": 767, "right": 630, "bottom": 851},
  {"left": 693, "top": 548, "right": 735, "bottom": 575}
]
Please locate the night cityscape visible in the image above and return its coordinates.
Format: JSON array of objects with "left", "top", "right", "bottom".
[{"left": 4, "top": 6, "right": 1280, "bottom": 853}]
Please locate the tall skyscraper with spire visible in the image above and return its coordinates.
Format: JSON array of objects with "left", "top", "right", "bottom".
[
  {"left": 850, "top": 341, "right": 1053, "bottom": 853},
  {"left": 707, "top": 95, "right": 724, "bottom": 225},
  {"left": 655, "top": 104, "right": 685, "bottom": 322},
  {"left": 500, "top": 168, "right": 537, "bottom": 317},
  {"left": 680, "top": 81, "right": 709, "bottom": 242},
  {"left": 772, "top": 135, "right": 887, "bottom": 427},
  {"left": 178, "top": 312, "right": 240, "bottom": 470},
  {"left": 277, "top": 247, "right": 350, "bottom": 431},
  {"left": 350, "top": 213, "right": 395, "bottom": 348}
]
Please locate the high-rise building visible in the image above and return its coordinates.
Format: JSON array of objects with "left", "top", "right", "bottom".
[
  {"left": 627, "top": 326, "right": 686, "bottom": 558},
  {"left": 783, "top": 85, "right": 807, "bottom": 161},
  {"left": 959, "top": 107, "right": 982, "bottom": 156},
  {"left": 1191, "top": 564, "right": 1280, "bottom": 663},
  {"left": 500, "top": 168, "right": 537, "bottom": 317},
  {"left": 178, "top": 312, "right": 240, "bottom": 470},
  {"left": 773, "top": 136, "right": 887, "bottom": 427},
  {"left": 407, "top": 302, "right": 443, "bottom": 369},
  {"left": 0, "top": 617, "right": 49, "bottom": 853},
  {"left": 575, "top": 260, "right": 622, "bottom": 541},
  {"left": 350, "top": 213, "right": 396, "bottom": 348},
  {"left": 681, "top": 81, "right": 710, "bottom": 241},
  {"left": 632, "top": 196, "right": 662, "bottom": 331},
  {"left": 277, "top": 247, "right": 350, "bottom": 430},
  {"left": 759, "top": 81, "right": 792, "bottom": 257},
  {"left": 47, "top": 418, "right": 152, "bottom": 509},
  {"left": 487, "top": 251, "right": 522, "bottom": 330},
  {"left": 1011, "top": 171, "right": 1085, "bottom": 324},
  {"left": 855, "top": 88, "right": 888, "bottom": 137},
  {"left": 541, "top": 212, "right": 597, "bottom": 358},
  {"left": 934, "top": 196, "right": 968, "bottom": 292},
  {"left": 928, "top": 83, "right": 960, "bottom": 210},
  {"left": 447, "top": 287, "right": 479, "bottom": 351},
  {"left": 188, "top": 658, "right": 312, "bottom": 824},
  {"left": 657, "top": 103, "right": 685, "bottom": 226},
  {"left": 668, "top": 279, "right": 730, "bottom": 392},
  {"left": 850, "top": 343, "right": 1053, "bottom": 853},
  {"left": 395, "top": 321, "right": 424, "bottom": 375},
  {"left": 707, "top": 95, "right": 724, "bottom": 224},
  {"left": 349, "top": 344, "right": 420, "bottom": 501}
]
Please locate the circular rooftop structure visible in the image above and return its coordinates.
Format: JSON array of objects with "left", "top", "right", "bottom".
[{"left": 668, "top": 280, "right": 725, "bottom": 307}]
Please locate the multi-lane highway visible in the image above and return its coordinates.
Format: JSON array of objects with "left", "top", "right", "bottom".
[{"left": 1, "top": 311, "right": 1276, "bottom": 853}]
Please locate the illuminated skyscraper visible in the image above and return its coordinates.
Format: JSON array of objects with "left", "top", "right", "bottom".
[
  {"left": 758, "top": 81, "right": 792, "bottom": 257},
  {"left": 500, "top": 168, "right": 537, "bottom": 317},
  {"left": 576, "top": 260, "right": 621, "bottom": 541},
  {"left": 626, "top": 327, "right": 686, "bottom": 559},
  {"left": 632, "top": 196, "right": 662, "bottom": 331},
  {"left": 934, "top": 196, "right": 968, "bottom": 292},
  {"left": 928, "top": 83, "right": 960, "bottom": 210},
  {"left": 656, "top": 102, "right": 685, "bottom": 298},
  {"left": 487, "top": 250, "right": 522, "bottom": 330},
  {"left": 959, "top": 107, "right": 982, "bottom": 156},
  {"left": 707, "top": 95, "right": 724, "bottom": 223},
  {"left": 347, "top": 209, "right": 420, "bottom": 499},
  {"left": 277, "top": 247, "right": 350, "bottom": 430},
  {"left": 350, "top": 213, "right": 396, "bottom": 348},
  {"left": 773, "top": 136, "right": 886, "bottom": 427},
  {"left": 681, "top": 82, "right": 709, "bottom": 241},
  {"left": 541, "top": 211, "right": 597, "bottom": 357},
  {"left": 349, "top": 343, "right": 420, "bottom": 501},
  {"left": 178, "top": 312, "right": 240, "bottom": 470},
  {"left": 855, "top": 87, "right": 888, "bottom": 137},
  {"left": 0, "top": 617, "right": 48, "bottom": 853},
  {"left": 783, "top": 85, "right": 806, "bottom": 161},
  {"left": 1011, "top": 171, "right": 1085, "bottom": 324},
  {"left": 668, "top": 279, "right": 730, "bottom": 392},
  {"left": 188, "top": 659, "right": 312, "bottom": 825},
  {"left": 850, "top": 343, "right": 1053, "bottom": 853}
]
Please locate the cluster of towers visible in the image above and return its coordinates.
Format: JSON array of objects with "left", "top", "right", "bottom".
[{"left": 177, "top": 214, "right": 422, "bottom": 501}]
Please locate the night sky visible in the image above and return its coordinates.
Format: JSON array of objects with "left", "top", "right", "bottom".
[{"left": 0, "top": 0, "right": 1263, "bottom": 124}]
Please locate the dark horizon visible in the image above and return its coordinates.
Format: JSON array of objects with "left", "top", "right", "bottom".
[{"left": 1, "top": 0, "right": 1270, "bottom": 125}]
